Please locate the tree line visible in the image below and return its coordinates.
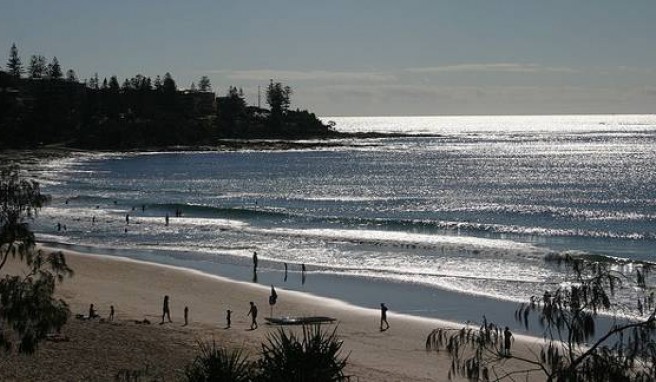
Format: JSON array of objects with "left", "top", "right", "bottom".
[{"left": 0, "top": 43, "right": 335, "bottom": 149}]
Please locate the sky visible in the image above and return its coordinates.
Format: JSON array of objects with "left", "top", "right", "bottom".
[{"left": 2, "top": 0, "right": 656, "bottom": 116}]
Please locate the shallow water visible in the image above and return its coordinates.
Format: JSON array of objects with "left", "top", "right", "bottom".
[{"left": 29, "top": 114, "right": 656, "bottom": 332}]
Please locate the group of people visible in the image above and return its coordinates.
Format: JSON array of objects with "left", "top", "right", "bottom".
[
  {"left": 252, "top": 252, "right": 307, "bottom": 285},
  {"left": 160, "top": 295, "right": 259, "bottom": 330},
  {"left": 86, "top": 303, "right": 114, "bottom": 321}
]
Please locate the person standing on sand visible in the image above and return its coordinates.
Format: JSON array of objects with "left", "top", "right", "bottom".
[
  {"left": 504, "top": 327, "right": 513, "bottom": 356},
  {"left": 109, "top": 305, "right": 115, "bottom": 321},
  {"left": 165, "top": 213, "right": 169, "bottom": 226},
  {"left": 161, "top": 295, "right": 172, "bottom": 324},
  {"left": 226, "top": 309, "right": 232, "bottom": 329},
  {"left": 89, "top": 304, "right": 98, "bottom": 319},
  {"left": 380, "top": 303, "right": 389, "bottom": 331},
  {"left": 184, "top": 306, "right": 189, "bottom": 326},
  {"left": 248, "top": 301, "right": 258, "bottom": 329}
]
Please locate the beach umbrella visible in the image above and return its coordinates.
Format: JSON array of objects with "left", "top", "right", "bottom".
[{"left": 269, "top": 285, "right": 278, "bottom": 316}]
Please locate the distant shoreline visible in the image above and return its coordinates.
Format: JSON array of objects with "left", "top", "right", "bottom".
[{"left": 0, "top": 132, "right": 442, "bottom": 159}]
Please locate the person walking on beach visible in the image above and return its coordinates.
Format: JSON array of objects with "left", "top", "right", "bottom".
[
  {"left": 226, "top": 309, "right": 232, "bottom": 329},
  {"left": 109, "top": 305, "right": 115, "bottom": 321},
  {"left": 503, "top": 327, "right": 513, "bottom": 356},
  {"left": 248, "top": 301, "right": 258, "bottom": 330},
  {"left": 125, "top": 213, "right": 130, "bottom": 224},
  {"left": 380, "top": 303, "right": 389, "bottom": 331},
  {"left": 165, "top": 213, "right": 169, "bottom": 226},
  {"left": 184, "top": 306, "right": 189, "bottom": 326},
  {"left": 253, "top": 251, "right": 258, "bottom": 271},
  {"left": 161, "top": 295, "right": 172, "bottom": 324}
]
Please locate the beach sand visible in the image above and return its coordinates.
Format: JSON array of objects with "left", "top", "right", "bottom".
[{"left": 1, "top": 247, "right": 544, "bottom": 381}]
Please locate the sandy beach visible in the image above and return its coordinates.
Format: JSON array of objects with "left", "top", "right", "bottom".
[{"left": 1, "top": 246, "right": 544, "bottom": 381}]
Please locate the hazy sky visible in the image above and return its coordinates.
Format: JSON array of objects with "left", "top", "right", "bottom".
[{"left": 2, "top": 1, "right": 656, "bottom": 116}]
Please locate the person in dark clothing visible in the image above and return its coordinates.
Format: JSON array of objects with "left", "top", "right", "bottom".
[
  {"left": 380, "top": 303, "right": 389, "bottom": 331},
  {"left": 89, "top": 304, "right": 98, "bottom": 319},
  {"left": 248, "top": 301, "right": 258, "bottom": 329},
  {"left": 161, "top": 295, "right": 172, "bottom": 324},
  {"left": 504, "top": 327, "right": 513, "bottom": 356},
  {"left": 109, "top": 305, "right": 115, "bottom": 321},
  {"left": 226, "top": 309, "right": 232, "bottom": 329},
  {"left": 183, "top": 306, "right": 189, "bottom": 326}
]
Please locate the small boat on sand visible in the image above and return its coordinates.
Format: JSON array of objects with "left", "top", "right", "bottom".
[{"left": 264, "top": 316, "right": 336, "bottom": 325}]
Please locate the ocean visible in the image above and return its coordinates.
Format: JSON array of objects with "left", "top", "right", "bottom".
[{"left": 28, "top": 114, "right": 656, "bottom": 333}]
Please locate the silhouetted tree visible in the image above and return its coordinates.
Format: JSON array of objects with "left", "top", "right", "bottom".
[
  {"left": 6, "top": 43, "right": 22, "bottom": 78},
  {"left": 0, "top": 167, "right": 73, "bottom": 354},
  {"left": 153, "top": 75, "right": 163, "bottom": 91},
  {"left": 426, "top": 255, "right": 656, "bottom": 381},
  {"left": 190, "top": 82, "right": 197, "bottom": 92},
  {"left": 46, "top": 57, "right": 63, "bottom": 80},
  {"left": 162, "top": 72, "right": 176, "bottom": 94},
  {"left": 198, "top": 76, "right": 211, "bottom": 92},
  {"left": 65, "top": 69, "right": 77, "bottom": 82},
  {"left": 266, "top": 80, "right": 292, "bottom": 131},
  {"left": 108, "top": 75, "right": 120, "bottom": 92},
  {"left": 88, "top": 72, "right": 100, "bottom": 89},
  {"left": 27, "top": 55, "right": 47, "bottom": 79},
  {"left": 266, "top": 80, "right": 292, "bottom": 115}
]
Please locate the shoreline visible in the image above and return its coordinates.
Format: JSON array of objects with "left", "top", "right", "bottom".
[
  {"left": 39, "top": 240, "right": 547, "bottom": 336},
  {"left": 2, "top": 245, "right": 544, "bottom": 381}
]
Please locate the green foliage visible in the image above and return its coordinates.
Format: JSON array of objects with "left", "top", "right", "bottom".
[
  {"left": 184, "top": 325, "right": 350, "bottom": 382},
  {"left": 426, "top": 254, "right": 656, "bottom": 381},
  {"left": 185, "top": 341, "right": 254, "bottom": 382},
  {"left": 256, "top": 324, "right": 350, "bottom": 382},
  {"left": 0, "top": 167, "right": 73, "bottom": 354}
]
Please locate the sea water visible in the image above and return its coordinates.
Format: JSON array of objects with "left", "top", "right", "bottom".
[{"left": 27, "top": 114, "right": 656, "bottom": 332}]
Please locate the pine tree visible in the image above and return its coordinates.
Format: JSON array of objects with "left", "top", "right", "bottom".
[
  {"left": 47, "top": 57, "right": 63, "bottom": 79},
  {"left": 27, "top": 55, "right": 47, "bottom": 79},
  {"left": 6, "top": 43, "right": 23, "bottom": 78},
  {"left": 198, "top": 75, "right": 212, "bottom": 92}
]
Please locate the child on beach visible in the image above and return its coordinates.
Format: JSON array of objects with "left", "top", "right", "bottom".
[{"left": 504, "top": 327, "right": 513, "bottom": 356}]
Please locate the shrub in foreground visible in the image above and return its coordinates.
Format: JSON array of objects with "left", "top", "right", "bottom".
[{"left": 184, "top": 341, "right": 254, "bottom": 382}]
